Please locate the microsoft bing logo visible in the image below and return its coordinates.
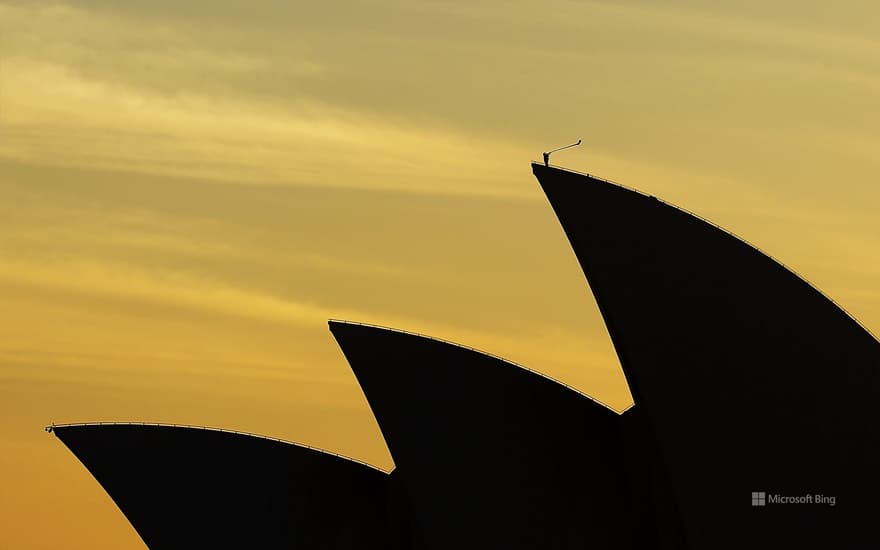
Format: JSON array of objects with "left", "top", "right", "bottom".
[{"left": 752, "top": 492, "right": 766, "bottom": 506}]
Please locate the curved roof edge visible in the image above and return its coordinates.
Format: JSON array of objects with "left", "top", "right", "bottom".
[
  {"left": 329, "top": 319, "right": 633, "bottom": 415},
  {"left": 531, "top": 161, "right": 879, "bottom": 343},
  {"left": 47, "top": 421, "right": 390, "bottom": 474}
]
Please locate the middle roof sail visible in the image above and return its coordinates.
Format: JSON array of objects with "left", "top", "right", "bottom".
[{"left": 329, "top": 320, "right": 681, "bottom": 550}]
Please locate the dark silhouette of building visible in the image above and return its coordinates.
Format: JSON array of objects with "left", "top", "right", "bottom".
[
  {"left": 48, "top": 160, "right": 879, "bottom": 549},
  {"left": 532, "top": 162, "right": 880, "bottom": 548},
  {"left": 329, "top": 320, "right": 681, "bottom": 550},
  {"left": 51, "top": 423, "right": 409, "bottom": 549}
]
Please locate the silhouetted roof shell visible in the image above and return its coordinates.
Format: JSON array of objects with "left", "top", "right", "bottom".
[
  {"left": 52, "top": 423, "right": 407, "bottom": 549},
  {"left": 533, "top": 162, "right": 880, "bottom": 548},
  {"left": 329, "top": 320, "right": 668, "bottom": 550}
]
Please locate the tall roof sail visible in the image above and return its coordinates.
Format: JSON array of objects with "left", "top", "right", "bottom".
[
  {"left": 329, "top": 320, "right": 674, "bottom": 549},
  {"left": 51, "top": 423, "right": 407, "bottom": 549},
  {"left": 532, "top": 162, "right": 880, "bottom": 547}
]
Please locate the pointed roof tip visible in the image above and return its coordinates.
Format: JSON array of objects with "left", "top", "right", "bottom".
[
  {"left": 328, "top": 319, "right": 352, "bottom": 335},
  {"left": 531, "top": 162, "right": 586, "bottom": 178},
  {"left": 328, "top": 319, "right": 363, "bottom": 336},
  {"left": 328, "top": 318, "right": 357, "bottom": 328}
]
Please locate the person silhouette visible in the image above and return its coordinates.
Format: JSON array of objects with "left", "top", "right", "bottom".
[{"left": 543, "top": 139, "right": 581, "bottom": 167}]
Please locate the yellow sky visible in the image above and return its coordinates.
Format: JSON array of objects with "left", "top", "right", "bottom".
[{"left": 2, "top": 1, "right": 879, "bottom": 547}]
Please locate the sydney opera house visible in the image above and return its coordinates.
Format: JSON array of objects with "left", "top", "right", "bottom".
[{"left": 49, "top": 162, "right": 879, "bottom": 548}]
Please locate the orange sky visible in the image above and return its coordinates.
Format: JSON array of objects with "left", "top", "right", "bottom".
[{"left": 2, "top": 2, "right": 880, "bottom": 548}]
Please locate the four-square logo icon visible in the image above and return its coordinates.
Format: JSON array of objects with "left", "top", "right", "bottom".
[{"left": 752, "top": 491, "right": 766, "bottom": 506}]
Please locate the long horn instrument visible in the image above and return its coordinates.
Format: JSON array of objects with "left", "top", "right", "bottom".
[{"left": 547, "top": 139, "right": 582, "bottom": 154}]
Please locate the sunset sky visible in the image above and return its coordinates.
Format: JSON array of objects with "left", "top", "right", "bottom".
[{"left": 2, "top": 1, "right": 880, "bottom": 547}]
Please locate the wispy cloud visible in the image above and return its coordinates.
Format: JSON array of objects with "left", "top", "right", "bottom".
[
  {"left": 0, "top": 3, "right": 539, "bottom": 198},
  {"left": 1, "top": 57, "right": 533, "bottom": 197}
]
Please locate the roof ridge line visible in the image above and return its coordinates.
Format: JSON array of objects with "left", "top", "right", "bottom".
[
  {"left": 329, "top": 319, "right": 634, "bottom": 415},
  {"left": 46, "top": 421, "right": 392, "bottom": 474},
  {"left": 532, "top": 162, "right": 880, "bottom": 345}
]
